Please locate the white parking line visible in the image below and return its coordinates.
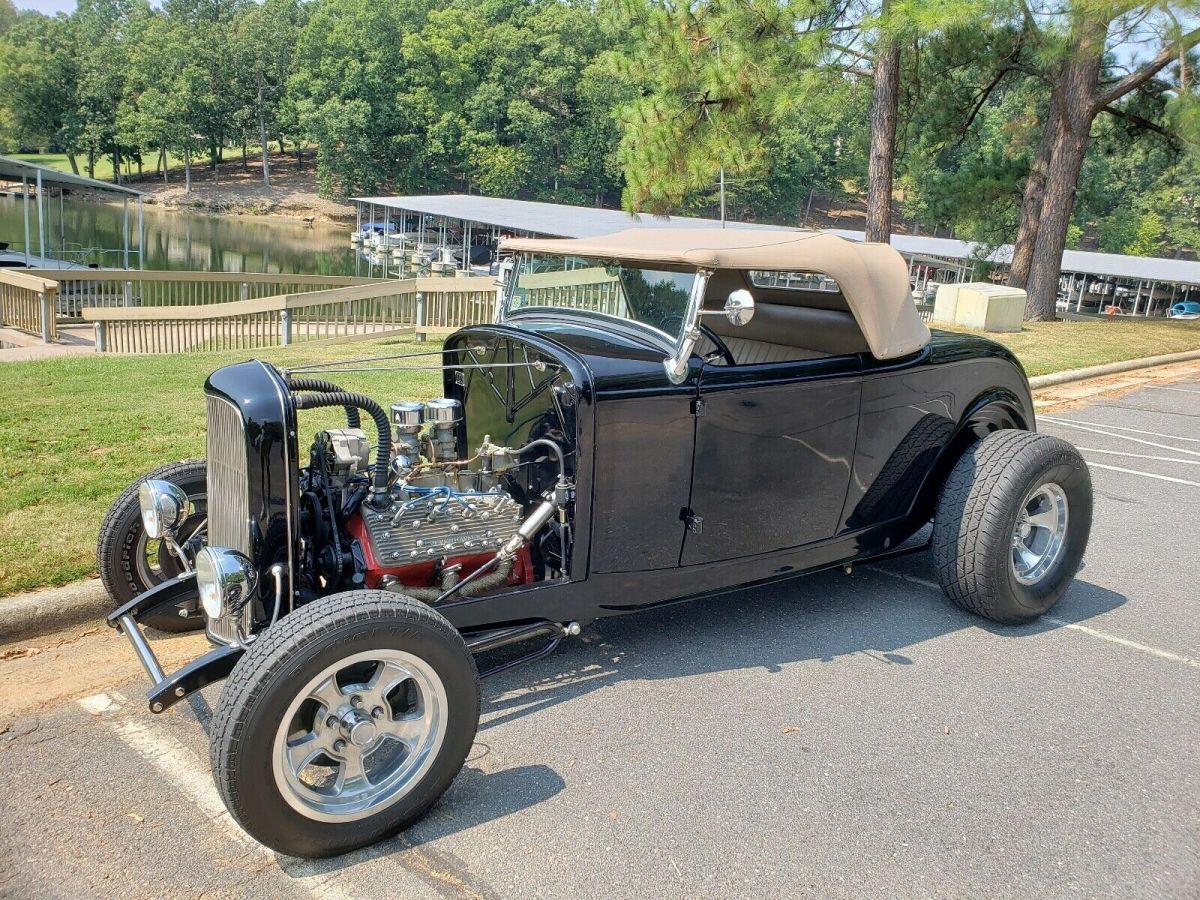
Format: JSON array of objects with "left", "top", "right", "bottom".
[
  {"left": 1077, "top": 447, "right": 1200, "bottom": 466},
  {"left": 1086, "top": 462, "right": 1200, "bottom": 487},
  {"left": 77, "top": 692, "right": 392, "bottom": 900},
  {"left": 867, "top": 568, "right": 1200, "bottom": 670},
  {"left": 1142, "top": 385, "right": 1200, "bottom": 395},
  {"left": 1040, "top": 618, "right": 1200, "bottom": 670},
  {"left": 1037, "top": 418, "right": 1200, "bottom": 458},
  {"left": 1040, "top": 416, "right": 1200, "bottom": 444}
]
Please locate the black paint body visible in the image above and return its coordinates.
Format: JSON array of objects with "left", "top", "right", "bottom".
[
  {"left": 204, "top": 361, "right": 300, "bottom": 604},
  {"left": 431, "top": 318, "right": 1033, "bottom": 632},
  {"left": 197, "top": 320, "right": 1032, "bottom": 639}
]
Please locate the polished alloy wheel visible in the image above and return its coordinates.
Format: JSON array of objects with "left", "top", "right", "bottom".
[
  {"left": 1010, "top": 482, "right": 1069, "bottom": 586},
  {"left": 272, "top": 649, "right": 449, "bottom": 823}
]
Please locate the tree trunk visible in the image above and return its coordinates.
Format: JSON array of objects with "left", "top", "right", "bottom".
[
  {"left": 212, "top": 144, "right": 219, "bottom": 184},
  {"left": 865, "top": 26, "right": 901, "bottom": 243},
  {"left": 1009, "top": 98, "right": 1061, "bottom": 289},
  {"left": 1024, "top": 34, "right": 1103, "bottom": 321},
  {"left": 161, "top": 146, "right": 169, "bottom": 185},
  {"left": 242, "top": 141, "right": 248, "bottom": 171},
  {"left": 185, "top": 147, "right": 192, "bottom": 194},
  {"left": 67, "top": 154, "right": 79, "bottom": 175},
  {"left": 259, "top": 78, "right": 272, "bottom": 188},
  {"left": 112, "top": 148, "right": 121, "bottom": 185},
  {"left": 87, "top": 149, "right": 95, "bottom": 180}
]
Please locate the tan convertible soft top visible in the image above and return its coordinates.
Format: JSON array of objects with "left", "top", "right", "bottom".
[{"left": 502, "top": 228, "right": 930, "bottom": 360}]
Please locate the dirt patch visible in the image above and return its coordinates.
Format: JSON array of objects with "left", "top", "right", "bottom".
[
  {"left": 95, "top": 150, "right": 355, "bottom": 224},
  {"left": 0, "top": 624, "right": 210, "bottom": 721},
  {"left": 1032, "top": 359, "right": 1200, "bottom": 412}
]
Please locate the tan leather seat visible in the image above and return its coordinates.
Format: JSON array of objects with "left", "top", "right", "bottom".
[{"left": 701, "top": 302, "right": 869, "bottom": 365}]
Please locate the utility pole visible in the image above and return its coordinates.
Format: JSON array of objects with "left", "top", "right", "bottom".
[{"left": 719, "top": 168, "right": 726, "bottom": 228}]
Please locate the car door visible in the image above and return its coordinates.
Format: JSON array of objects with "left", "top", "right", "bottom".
[{"left": 681, "top": 354, "right": 863, "bottom": 565}]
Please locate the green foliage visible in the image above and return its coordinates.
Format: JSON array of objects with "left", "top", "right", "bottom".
[
  {"left": 608, "top": 0, "right": 844, "bottom": 216},
  {"left": 0, "top": 0, "right": 1196, "bottom": 263},
  {"left": 0, "top": 12, "right": 79, "bottom": 153},
  {"left": 1124, "top": 211, "right": 1166, "bottom": 257},
  {"left": 0, "top": 0, "right": 16, "bottom": 35}
]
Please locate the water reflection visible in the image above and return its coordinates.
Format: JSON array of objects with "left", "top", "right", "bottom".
[{"left": 0, "top": 194, "right": 359, "bottom": 276}]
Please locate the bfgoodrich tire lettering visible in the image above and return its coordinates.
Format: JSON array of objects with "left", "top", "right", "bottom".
[
  {"left": 932, "top": 430, "right": 1092, "bottom": 624},
  {"left": 209, "top": 590, "right": 480, "bottom": 858},
  {"left": 96, "top": 459, "right": 207, "bottom": 632}
]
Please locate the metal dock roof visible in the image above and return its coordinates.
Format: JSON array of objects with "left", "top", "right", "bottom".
[{"left": 356, "top": 194, "right": 1200, "bottom": 287}]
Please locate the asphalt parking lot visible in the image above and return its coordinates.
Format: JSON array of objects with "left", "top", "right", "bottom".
[{"left": 2, "top": 376, "right": 1198, "bottom": 899}]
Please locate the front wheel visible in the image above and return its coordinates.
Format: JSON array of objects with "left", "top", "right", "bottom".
[
  {"left": 96, "top": 459, "right": 207, "bottom": 631},
  {"left": 932, "top": 430, "right": 1092, "bottom": 624},
  {"left": 209, "top": 591, "right": 480, "bottom": 858}
]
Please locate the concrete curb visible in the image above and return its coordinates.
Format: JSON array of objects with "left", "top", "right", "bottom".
[
  {"left": 0, "top": 579, "right": 110, "bottom": 644},
  {"left": 1028, "top": 349, "right": 1200, "bottom": 390}
]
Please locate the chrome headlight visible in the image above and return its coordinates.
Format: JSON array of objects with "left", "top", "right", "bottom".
[
  {"left": 195, "top": 547, "right": 258, "bottom": 620},
  {"left": 138, "top": 479, "right": 190, "bottom": 540}
]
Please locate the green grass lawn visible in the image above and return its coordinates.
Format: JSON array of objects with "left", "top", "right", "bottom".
[
  {"left": 11, "top": 152, "right": 181, "bottom": 183},
  {"left": 0, "top": 336, "right": 443, "bottom": 597},
  {"left": 2, "top": 318, "right": 1200, "bottom": 597},
  {"left": 12, "top": 144, "right": 309, "bottom": 184},
  {"left": 937, "top": 317, "right": 1200, "bottom": 376}
]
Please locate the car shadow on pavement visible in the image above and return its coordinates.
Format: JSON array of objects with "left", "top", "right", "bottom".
[
  {"left": 273, "top": 553, "right": 1125, "bottom": 876},
  {"left": 475, "top": 552, "right": 1127, "bottom": 733},
  {"left": 276, "top": 763, "right": 567, "bottom": 877}
]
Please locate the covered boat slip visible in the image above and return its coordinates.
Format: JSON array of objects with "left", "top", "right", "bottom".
[
  {"left": 0, "top": 155, "right": 144, "bottom": 271},
  {"left": 354, "top": 194, "right": 1200, "bottom": 318}
]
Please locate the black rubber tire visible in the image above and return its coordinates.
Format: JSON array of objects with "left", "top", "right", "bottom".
[
  {"left": 932, "top": 430, "right": 1092, "bottom": 624},
  {"left": 209, "top": 590, "right": 480, "bottom": 858},
  {"left": 96, "top": 459, "right": 207, "bottom": 632}
]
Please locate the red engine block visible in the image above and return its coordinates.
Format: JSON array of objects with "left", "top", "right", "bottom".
[{"left": 345, "top": 512, "right": 534, "bottom": 590}]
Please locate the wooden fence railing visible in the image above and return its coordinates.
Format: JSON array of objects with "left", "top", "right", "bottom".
[
  {"left": 0, "top": 270, "right": 59, "bottom": 342},
  {"left": 82, "top": 276, "right": 497, "bottom": 354},
  {"left": 27, "top": 270, "right": 376, "bottom": 319}
]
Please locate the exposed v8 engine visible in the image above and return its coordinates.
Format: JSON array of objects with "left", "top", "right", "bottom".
[{"left": 296, "top": 390, "right": 569, "bottom": 605}]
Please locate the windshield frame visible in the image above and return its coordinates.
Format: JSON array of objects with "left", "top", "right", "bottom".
[{"left": 501, "top": 253, "right": 705, "bottom": 353}]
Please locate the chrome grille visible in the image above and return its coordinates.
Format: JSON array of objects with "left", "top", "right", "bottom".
[{"left": 206, "top": 394, "right": 252, "bottom": 644}]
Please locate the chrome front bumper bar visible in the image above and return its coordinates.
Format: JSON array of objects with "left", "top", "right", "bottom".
[{"left": 107, "top": 573, "right": 244, "bottom": 713}]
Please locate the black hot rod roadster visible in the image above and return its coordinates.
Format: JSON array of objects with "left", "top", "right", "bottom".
[{"left": 101, "top": 228, "right": 1092, "bottom": 857}]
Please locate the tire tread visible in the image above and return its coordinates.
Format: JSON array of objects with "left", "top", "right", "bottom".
[
  {"left": 932, "top": 430, "right": 1088, "bottom": 623},
  {"left": 209, "top": 590, "right": 478, "bottom": 853}
]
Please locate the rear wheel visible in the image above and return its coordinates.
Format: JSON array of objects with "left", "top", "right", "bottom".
[
  {"left": 210, "top": 590, "right": 479, "bottom": 858},
  {"left": 96, "top": 459, "right": 207, "bottom": 631},
  {"left": 932, "top": 430, "right": 1092, "bottom": 624}
]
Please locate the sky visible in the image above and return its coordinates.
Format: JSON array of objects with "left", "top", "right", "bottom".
[{"left": 15, "top": 1, "right": 77, "bottom": 13}]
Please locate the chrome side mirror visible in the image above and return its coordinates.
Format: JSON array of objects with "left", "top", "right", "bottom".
[{"left": 723, "top": 289, "right": 755, "bottom": 326}]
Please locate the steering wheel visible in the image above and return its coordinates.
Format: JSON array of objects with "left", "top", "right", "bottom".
[
  {"left": 659, "top": 313, "right": 685, "bottom": 333},
  {"left": 698, "top": 323, "right": 736, "bottom": 366}
]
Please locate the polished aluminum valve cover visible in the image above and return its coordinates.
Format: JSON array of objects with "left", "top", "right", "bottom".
[{"left": 361, "top": 489, "right": 523, "bottom": 564}]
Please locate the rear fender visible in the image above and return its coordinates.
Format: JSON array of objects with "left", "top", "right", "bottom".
[{"left": 909, "top": 389, "right": 1031, "bottom": 524}]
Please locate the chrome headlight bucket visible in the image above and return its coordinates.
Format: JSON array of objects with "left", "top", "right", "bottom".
[
  {"left": 138, "top": 480, "right": 190, "bottom": 540},
  {"left": 195, "top": 546, "right": 259, "bottom": 621}
]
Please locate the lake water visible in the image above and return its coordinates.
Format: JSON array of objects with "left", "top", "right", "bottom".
[{"left": 0, "top": 193, "right": 374, "bottom": 276}]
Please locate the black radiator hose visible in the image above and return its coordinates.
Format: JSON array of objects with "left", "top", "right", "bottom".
[
  {"left": 286, "top": 377, "right": 360, "bottom": 429},
  {"left": 293, "top": 391, "right": 392, "bottom": 504}
]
